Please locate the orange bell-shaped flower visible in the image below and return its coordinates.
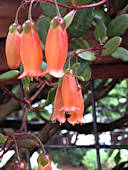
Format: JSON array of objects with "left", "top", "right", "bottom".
[
  {"left": 51, "top": 70, "right": 85, "bottom": 125},
  {"left": 37, "top": 153, "right": 52, "bottom": 170},
  {"left": 5, "top": 23, "right": 21, "bottom": 69},
  {"left": 61, "top": 72, "right": 79, "bottom": 112},
  {"left": 50, "top": 83, "right": 66, "bottom": 124},
  {"left": 18, "top": 20, "right": 43, "bottom": 79},
  {"left": 42, "top": 16, "right": 68, "bottom": 78},
  {"left": 68, "top": 84, "right": 86, "bottom": 125}
]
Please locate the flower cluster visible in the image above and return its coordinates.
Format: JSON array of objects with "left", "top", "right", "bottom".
[
  {"left": 5, "top": 3, "right": 85, "bottom": 126},
  {"left": 5, "top": 16, "right": 68, "bottom": 79}
]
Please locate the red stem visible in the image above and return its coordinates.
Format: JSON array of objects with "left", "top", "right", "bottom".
[
  {"left": 74, "top": 45, "right": 105, "bottom": 56},
  {"left": 0, "top": 141, "right": 14, "bottom": 159},
  {"left": 13, "top": 132, "right": 46, "bottom": 154},
  {"left": 16, "top": 107, "right": 29, "bottom": 133},
  {"left": 0, "top": 85, "right": 30, "bottom": 107},
  {"left": 41, "top": 0, "right": 108, "bottom": 10},
  {"left": 30, "top": 82, "right": 45, "bottom": 102}
]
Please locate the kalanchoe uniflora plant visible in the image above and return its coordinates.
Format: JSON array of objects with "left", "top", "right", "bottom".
[
  {"left": 42, "top": 16, "right": 68, "bottom": 78},
  {"left": 51, "top": 69, "right": 85, "bottom": 125},
  {"left": 5, "top": 23, "right": 21, "bottom": 69},
  {"left": 37, "top": 153, "right": 52, "bottom": 170},
  {"left": 11, "top": 159, "right": 28, "bottom": 170},
  {"left": 18, "top": 20, "right": 43, "bottom": 79}
]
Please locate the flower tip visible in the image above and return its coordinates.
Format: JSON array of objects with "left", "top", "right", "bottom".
[
  {"left": 50, "top": 114, "right": 66, "bottom": 124},
  {"left": 40, "top": 69, "right": 48, "bottom": 77},
  {"left": 18, "top": 71, "right": 43, "bottom": 79},
  {"left": 79, "top": 118, "right": 86, "bottom": 125},
  {"left": 48, "top": 70, "right": 65, "bottom": 78},
  {"left": 41, "top": 69, "right": 65, "bottom": 78},
  {"left": 60, "top": 106, "right": 79, "bottom": 112}
]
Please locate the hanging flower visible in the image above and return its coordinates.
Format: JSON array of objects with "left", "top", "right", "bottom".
[
  {"left": 41, "top": 16, "right": 68, "bottom": 78},
  {"left": 18, "top": 20, "right": 43, "bottom": 79},
  {"left": 37, "top": 153, "right": 52, "bottom": 170},
  {"left": 5, "top": 23, "right": 21, "bottom": 69},
  {"left": 11, "top": 160, "right": 28, "bottom": 170},
  {"left": 68, "top": 84, "right": 86, "bottom": 125},
  {"left": 50, "top": 83, "right": 66, "bottom": 124},
  {"left": 51, "top": 70, "right": 85, "bottom": 125}
]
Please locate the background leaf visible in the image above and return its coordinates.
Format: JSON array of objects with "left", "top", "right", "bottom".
[
  {"left": 93, "top": 9, "right": 111, "bottom": 26},
  {"left": 0, "top": 70, "right": 19, "bottom": 82},
  {"left": 108, "top": 14, "right": 128, "bottom": 36},
  {"left": 40, "top": 87, "right": 57, "bottom": 108},
  {"left": 70, "top": 37, "right": 90, "bottom": 50},
  {"left": 94, "top": 19, "right": 108, "bottom": 43},
  {"left": 40, "top": 0, "right": 67, "bottom": 18},
  {"left": 36, "top": 17, "right": 50, "bottom": 45},
  {"left": 76, "top": 49, "right": 96, "bottom": 61},
  {"left": 71, "top": 63, "right": 80, "bottom": 73},
  {"left": 112, "top": 47, "right": 128, "bottom": 61},
  {"left": 72, "top": 0, "right": 94, "bottom": 5},
  {"left": 77, "top": 64, "right": 91, "bottom": 81},
  {"left": 102, "top": 36, "right": 122, "bottom": 56},
  {"left": 68, "top": 8, "right": 93, "bottom": 37}
]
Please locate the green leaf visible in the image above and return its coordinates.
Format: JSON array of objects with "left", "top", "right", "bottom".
[
  {"left": 0, "top": 134, "right": 6, "bottom": 144},
  {"left": 0, "top": 70, "right": 19, "bottom": 82},
  {"left": 21, "top": 77, "right": 30, "bottom": 93},
  {"left": 74, "top": 0, "right": 94, "bottom": 5},
  {"left": 102, "top": 36, "right": 122, "bottom": 56},
  {"left": 71, "top": 63, "right": 80, "bottom": 73},
  {"left": 40, "top": 87, "right": 57, "bottom": 109},
  {"left": 17, "top": 139, "right": 39, "bottom": 149},
  {"left": 68, "top": 0, "right": 94, "bottom": 6},
  {"left": 76, "top": 61, "right": 91, "bottom": 81},
  {"left": 68, "top": 8, "right": 93, "bottom": 37},
  {"left": 45, "top": 87, "right": 57, "bottom": 106},
  {"left": 112, "top": 47, "right": 128, "bottom": 61},
  {"left": 93, "top": 9, "right": 111, "bottom": 26},
  {"left": 36, "top": 17, "right": 50, "bottom": 45},
  {"left": 70, "top": 37, "right": 90, "bottom": 50},
  {"left": 108, "top": 14, "right": 128, "bottom": 36},
  {"left": 64, "top": 10, "right": 76, "bottom": 29},
  {"left": 39, "top": 109, "right": 51, "bottom": 121},
  {"left": 113, "top": 0, "right": 128, "bottom": 10},
  {"left": 40, "top": 0, "right": 66, "bottom": 18},
  {"left": 12, "top": 85, "right": 20, "bottom": 95},
  {"left": 76, "top": 49, "right": 96, "bottom": 61},
  {"left": 77, "top": 64, "right": 91, "bottom": 81},
  {"left": 94, "top": 19, "right": 108, "bottom": 43}
]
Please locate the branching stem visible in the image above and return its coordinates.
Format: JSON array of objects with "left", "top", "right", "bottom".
[
  {"left": 40, "top": 0, "right": 108, "bottom": 10},
  {"left": 0, "top": 85, "right": 30, "bottom": 107}
]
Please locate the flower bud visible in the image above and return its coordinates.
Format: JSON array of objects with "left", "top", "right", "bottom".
[
  {"left": 37, "top": 153, "right": 52, "bottom": 170},
  {"left": 5, "top": 23, "right": 21, "bottom": 69},
  {"left": 41, "top": 16, "right": 68, "bottom": 78},
  {"left": 11, "top": 160, "right": 28, "bottom": 170},
  {"left": 18, "top": 20, "right": 43, "bottom": 79}
]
